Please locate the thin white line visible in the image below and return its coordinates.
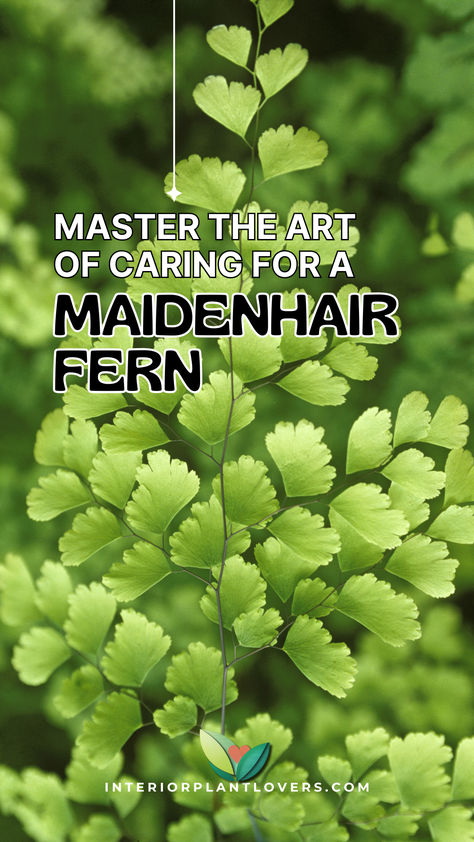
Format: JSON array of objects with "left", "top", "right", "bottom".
[
  {"left": 172, "top": 0, "right": 176, "bottom": 182},
  {"left": 167, "top": 0, "right": 181, "bottom": 201}
]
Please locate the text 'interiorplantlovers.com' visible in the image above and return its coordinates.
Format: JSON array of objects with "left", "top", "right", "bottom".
[{"left": 52, "top": 210, "right": 400, "bottom": 394}]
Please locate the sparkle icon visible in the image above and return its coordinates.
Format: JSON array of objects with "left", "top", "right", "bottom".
[{"left": 167, "top": 184, "right": 181, "bottom": 202}]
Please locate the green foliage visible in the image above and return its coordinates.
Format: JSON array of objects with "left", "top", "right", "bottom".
[
  {"left": 164, "top": 156, "right": 245, "bottom": 213},
  {"left": 12, "top": 627, "right": 70, "bottom": 685},
  {"left": 259, "top": 125, "right": 328, "bottom": 180},
  {"left": 59, "top": 508, "right": 121, "bottom": 567},
  {"left": 194, "top": 77, "right": 261, "bottom": 139},
  {"left": 1, "top": 1, "right": 473, "bottom": 841},
  {"left": 27, "top": 470, "right": 91, "bottom": 521},
  {"left": 283, "top": 615, "right": 356, "bottom": 698},
  {"left": 266, "top": 419, "right": 335, "bottom": 496},
  {"left": 126, "top": 450, "right": 199, "bottom": 533},
  {"left": 64, "top": 583, "right": 116, "bottom": 655},
  {"left": 153, "top": 696, "right": 198, "bottom": 738},
  {"left": 165, "top": 642, "right": 237, "bottom": 713},
  {"left": 101, "top": 609, "right": 170, "bottom": 687},
  {"left": 178, "top": 371, "right": 255, "bottom": 444},
  {"left": 206, "top": 25, "right": 252, "bottom": 68},
  {"left": 77, "top": 692, "right": 142, "bottom": 769}
]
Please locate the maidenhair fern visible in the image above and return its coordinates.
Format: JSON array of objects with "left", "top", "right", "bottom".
[{"left": 0, "top": 0, "right": 473, "bottom": 840}]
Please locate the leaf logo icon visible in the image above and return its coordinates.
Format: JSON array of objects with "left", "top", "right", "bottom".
[{"left": 200, "top": 729, "right": 271, "bottom": 782}]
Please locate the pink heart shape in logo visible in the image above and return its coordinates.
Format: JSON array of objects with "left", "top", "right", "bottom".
[{"left": 228, "top": 744, "right": 251, "bottom": 763}]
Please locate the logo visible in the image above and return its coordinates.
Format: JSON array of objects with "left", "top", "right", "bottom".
[{"left": 200, "top": 729, "right": 271, "bottom": 782}]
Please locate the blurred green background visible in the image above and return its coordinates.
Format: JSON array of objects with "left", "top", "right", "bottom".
[{"left": 0, "top": 0, "right": 472, "bottom": 839}]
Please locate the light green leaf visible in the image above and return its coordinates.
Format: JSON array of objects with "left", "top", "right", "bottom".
[
  {"left": 14, "top": 768, "right": 73, "bottom": 842},
  {"left": 302, "top": 822, "right": 349, "bottom": 842},
  {"left": 12, "top": 627, "right": 70, "bottom": 685},
  {"left": 35, "top": 561, "right": 72, "bottom": 625},
  {"left": 424, "top": 0, "right": 474, "bottom": 19},
  {"left": 206, "top": 25, "right": 252, "bottom": 67},
  {"left": 126, "top": 450, "right": 199, "bottom": 534},
  {"left": 99, "top": 409, "right": 169, "bottom": 454},
  {"left": 318, "top": 756, "right": 352, "bottom": 787},
  {"left": 54, "top": 665, "right": 103, "bottom": 718},
  {"left": 279, "top": 289, "right": 327, "bottom": 362},
  {"left": 256, "top": 44, "right": 308, "bottom": 99},
  {"left": 103, "top": 541, "right": 170, "bottom": 601},
  {"left": 445, "top": 449, "right": 474, "bottom": 506},
  {"left": 0, "top": 553, "right": 40, "bottom": 626},
  {"left": 0, "top": 767, "right": 27, "bottom": 816},
  {"left": 63, "top": 419, "right": 98, "bottom": 477},
  {"left": 259, "top": 0, "right": 294, "bottom": 27},
  {"left": 128, "top": 237, "right": 194, "bottom": 301},
  {"left": 429, "top": 805, "right": 474, "bottom": 842},
  {"left": 178, "top": 371, "right": 255, "bottom": 444},
  {"left": 453, "top": 211, "right": 474, "bottom": 249},
  {"left": 388, "top": 483, "right": 429, "bottom": 530},
  {"left": 215, "top": 807, "right": 250, "bottom": 834},
  {"left": 268, "top": 507, "right": 340, "bottom": 565},
  {"left": 231, "top": 200, "right": 287, "bottom": 266},
  {"left": 291, "top": 578, "right": 337, "bottom": 617},
  {"left": 165, "top": 642, "right": 237, "bottom": 712},
  {"left": 153, "top": 696, "right": 197, "bottom": 738},
  {"left": 102, "top": 609, "right": 170, "bottom": 686},
  {"left": 77, "top": 692, "right": 142, "bottom": 769},
  {"left": 66, "top": 745, "right": 123, "bottom": 805},
  {"left": 64, "top": 583, "right": 116, "bottom": 655},
  {"left": 428, "top": 505, "right": 474, "bottom": 543},
  {"left": 63, "top": 386, "right": 126, "bottom": 420},
  {"left": 323, "top": 343, "right": 378, "bottom": 381},
  {"left": 74, "top": 815, "right": 121, "bottom": 842},
  {"left": 164, "top": 155, "right": 245, "bottom": 213},
  {"left": 422, "top": 231, "right": 450, "bottom": 256},
  {"left": 283, "top": 614, "right": 356, "bottom": 698},
  {"left": 426, "top": 395, "right": 469, "bottom": 449},
  {"left": 261, "top": 793, "right": 304, "bottom": 831},
  {"left": 452, "top": 738, "right": 474, "bottom": 800},
  {"left": 266, "top": 420, "right": 335, "bottom": 496},
  {"left": 255, "top": 537, "right": 326, "bottom": 602},
  {"left": 218, "top": 330, "right": 282, "bottom": 382},
  {"left": 336, "top": 574, "right": 420, "bottom": 646},
  {"left": 234, "top": 714, "right": 292, "bottom": 768},
  {"left": 88, "top": 451, "right": 140, "bottom": 509},
  {"left": 330, "top": 508, "right": 384, "bottom": 572},
  {"left": 378, "top": 814, "right": 422, "bottom": 838},
  {"left": 212, "top": 456, "right": 278, "bottom": 526},
  {"left": 388, "top": 732, "right": 452, "bottom": 811},
  {"left": 201, "top": 556, "right": 267, "bottom": 628},
  {"left": 193, "top": 76, "right": 260, "bottom": 138},
  {"left": 27, "top": 469, "right": 91, "bottom": 521},
  {"left": 135, "top": 337, "right": 196, "bottom": 415},
  {"left": 110, "top": 776, "right": 142, "bottom": 818},
  {"left": 233, "top": 607, "right": 282, "bottom": 648},
  {"left": 59, "top": 507, "right": 122, "bottom": 566},
  {"left": 34, "top": 409, "right": 68, "bottom": 466},
  {"left": 393, "top": 391, "right": 431, "bottom": 447},
  {"left": 285, "top": 203, "right": 360, "bottom": 265},
  {"left": 170, "top": 496, "right": 250, "bottom": 569},
  {"left": 278, "top": 360, "right": 349, "bottom": 405},
  {"left": 330, "top": 483, "right": 408, "bottom": 549},
  {"left": 167, "top": 814, "right": 213, "bottom": 842},
  {"left": 346, "top": 407, "right": 392, "bottom": 474},
  {"left": 192, "top": 267, "right": 253, "bottom": 299},
  {"left": 259, "top": 124, "right": 328, "bottom": 180},
  {"left": 345, "top": 729, "right": 389, "bottom": 782},
  {"left": 382, "top": 449, "right": 445, "bottom": 500},
  {"left": 387, "top": 535, "right": 458, "bottom": 598}
]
